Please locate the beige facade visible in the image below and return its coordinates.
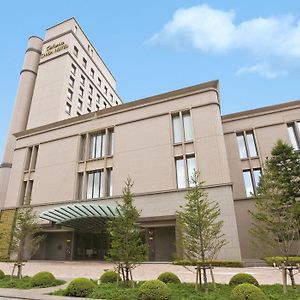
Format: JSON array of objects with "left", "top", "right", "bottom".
[{"left": 0, "top": 18, "right": 299, "bottom": 261}]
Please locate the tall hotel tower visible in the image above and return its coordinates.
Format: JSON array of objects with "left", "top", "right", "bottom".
[{"left": 0, "top": 18, "right": 122, "bottom": 209}]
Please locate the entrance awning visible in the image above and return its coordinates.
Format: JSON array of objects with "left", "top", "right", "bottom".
[{"left": 39, "top": 203, "right": 118, "bottom": 231}]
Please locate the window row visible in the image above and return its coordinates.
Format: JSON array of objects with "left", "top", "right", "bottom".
[
  {"left": 236, "top": 122, "right": 300, "bottom": 161},
  {"left": 72, "top": 47, "right": 116, "bottom": 104},
  {"left": 79, "top": 128, "right": 114, "bottom": 161},
  {"left": 77, "top": 168, "right": 113, "bottom": 199},
  {"left": 24, "top": 145, "right": 39, "bottom": 171},
  {"left": 175, "top": 154, "right": 196, "bottom": 189},
  {"left": 172, "top": 111, "right": 193, "bottom": 144}
]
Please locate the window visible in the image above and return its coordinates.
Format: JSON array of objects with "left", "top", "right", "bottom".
[
  {"left": 73, "top": 46, "right": 78, "bottom": 57},
  {"left": 96, "top": 105, "right": 100, "bottom": 111},
  {"left": 77, "top": 173, "right": 83, "bottom": 199},
  {"left": 88, "top": 96, "right": 92, "bottom": 106},
  {"left": 236, "top": 130, "right": 258, "bottom": 159},
  {"left": 91, "top": 49, "right": 94, "bottom": 57},
  {"left": 82, "top": 57, "right": 87, "bottom": 68},
  {"left": 104, "top": 102, "right": 107, "bottom": 108},
  {"left": 107, "top": 168, "right": 113, "bottom": 196},
  {"left": 182, "top": 112, "right": 193, "bottom": 141},
  {"left": 175, "top": 157, "right": 185, "bottom": 189},
  {"left": 65, "top": 102, "right": 72, "bottom": 114},
  {"left": 25, "top": 147, "right": 33, "bottom": 170},
  {"left": 97, "top": 77, "right": 101, "bottom": 87},
  {"left": 110, "top": 94, "right": 113, "bottom": 101},
  {"left": 89, "top": 85, "right": 93, "bottom": 95},
  {"left": 175, "top": 154, "right": 196, "bottom": 189},
  {"left": 79, "top": 87, "right": 84, "bottom": 97},
  {"left": 24, "top": 145, "right": 39, "bottom": 171},
  {"left": 80, "top": 75, "right": 85, "bottom": 86},
  {"left": 77, "top": 99, "right": 83, "bottom": 110},
  {"left": 172, "top": 111, "right": 193, "bottom": 143},
  {"left": 79, "top": 134, "right": 86, "bottom": 161},
  {"left": 77, "top": 112, "right": 82, "bottom": 116},
  {"left": 91, "top": 68, "right": 95, "bottom": 78},
  {"left": 71, "top": 64, "right": 76, "bottom": 75},
  {"left": 107, "top": 129, "right": 114, "bottom": 156},
  {"left": 172, "top": 114, "right": 182, "bottom": 143},
  {"left": 287, "top": 122, "right": 300, "bottom": 150},
  {"left": 116, "top": 101, "right": 119, "bottom": 105},
  {"left": 87, "top": 170, "right": 104, "bottom": 199},
  {"left": 89, "top": 131, "right": 105, "bottom": 159},
  {"left": 96, "top": 94, "right": 100, "bottom": 103},
  {"left": 74, "top": 26, "right": 78, "bottom": 34},
  {"left": 104, "top": 86, "right": 108, "bottom": 94},
  {"left": 67, "top": 89, "right": 73, "bottom": 100},
  {"left": 87, "top": 107, "right": 91, "bottom": 113},
  {"left": 243, "top": 168, "right": 262, "bottom": 197},
  {"left": 31, "top": 145, "right": 39, "bottom": 170},
  {"left": 69, "top": 76, "right": 75, "bottom": 88}
]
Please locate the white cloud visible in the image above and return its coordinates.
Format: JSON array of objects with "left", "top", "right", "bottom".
[
  {"left": 148, "top": 4, "right": 300, "bottom": 58},
  {"left": 236, "top": 63, "right": 287, "bottom": 79}
]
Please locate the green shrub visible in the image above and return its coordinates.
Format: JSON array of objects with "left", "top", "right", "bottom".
[
  {"left": 173, "top": 259, "right": 244, "bottom": 268},
  {"left": 0, "top": 270, "right": 5, "bottom": 279},
  {"left": 100, "top": 270, "right": 121, "bottom": 283},
  {"left": 265, "top": 256, "right": 300, "bottom": 266},
  {"left": 138, "top": 279, "right": 171, "bottom": 300},
  {"left": 31, "top": 271, "right": 56, "bottom": 287},
  {"left": 230, "top": 283, "right": 268, "bottom": 300},
  {"left": 65, "top": 278, "right": 95, "bottom": 297},
  {"left": 158, "top": 272, "right": 181, "bottom": 284},
  {"left": 229, "top": 273, "right": 259, "bottom": 286}
]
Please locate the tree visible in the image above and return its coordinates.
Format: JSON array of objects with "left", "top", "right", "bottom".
[
  {"left": 10, "top": 207, "right": 44, "bottom": 278},
  {"left": 106, "top": 177, "right": 147, "bottom": 287},
  {"left": 176, "top": 172, "right": 227, "bottom": 293},
  {"left": 250, "top": 140, "right": 300, "bottom": 292}
]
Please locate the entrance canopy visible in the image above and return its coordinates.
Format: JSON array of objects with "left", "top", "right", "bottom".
[{"left": 39, "top": 203, "right": 119, "bottom": 231}]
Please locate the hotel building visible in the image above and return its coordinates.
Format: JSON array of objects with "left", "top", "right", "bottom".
[{"left": 0, "top": 18, "right": 299, "bottom": 262}]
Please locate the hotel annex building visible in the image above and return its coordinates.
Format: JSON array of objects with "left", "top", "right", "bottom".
[{"left": 0, "top": 18, "right": 299, "bottom": 262}]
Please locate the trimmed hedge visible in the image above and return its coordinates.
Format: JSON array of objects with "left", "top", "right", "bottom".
[
  {"left": 230, "top": 283, "right": 268, "bottom": 300},
  {"left": 31, "top": 271, "right": 56, "bottom": 287},
  {"left": 173, "top": 259, "right": 244, "bottom": 268},
  {"left": 65, "top": 278, "right": 95, "bottom": 297},
  {"left": 0, "top": 270, "right": 5, "bottom": 279},
  {"left": 265, "top": 256, "right": 300, "bottom": 266},
  {"left": 229, "top": 273, "right": 259, "bottom": 286},
  {"left": 158, "top": 272, "right": 181, "bottom": 284},
  {"left": 100, "top": 270, "right": 121, "bottom": 283},
  {"left": 138, "top": 280, "right": 171, "bottom": 300}
]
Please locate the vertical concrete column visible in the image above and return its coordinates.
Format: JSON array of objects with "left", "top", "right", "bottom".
[{"left": 0, "top": 36, "right": 43, "bottom": 209}]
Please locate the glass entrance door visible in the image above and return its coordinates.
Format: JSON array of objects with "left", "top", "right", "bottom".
[{"left": 74, "top": 231, "right": 109, "bottom": 260}]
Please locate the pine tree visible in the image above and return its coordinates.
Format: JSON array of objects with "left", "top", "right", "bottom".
[
  {"left": 10, "top": 207, "right": 44, "bottom": 278},
  {"left": 106, "top": 177, "right": 147, "bottom": 287},
  {"left": 250, "top": 140, "right": 300, "bottom": 292},
  {"left": 176, "top": 172, "right": 227, "bottom": 292}
]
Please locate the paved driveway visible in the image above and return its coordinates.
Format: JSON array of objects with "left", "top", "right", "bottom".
[{"left": 0, "top": 261, "right": 298, "bottom": 285}]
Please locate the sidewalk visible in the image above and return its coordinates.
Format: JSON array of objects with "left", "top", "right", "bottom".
[{"left": 0, "top": 261, "right": 298, "bottom": 299}]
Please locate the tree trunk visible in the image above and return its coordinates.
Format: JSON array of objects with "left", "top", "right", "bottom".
[
  {"left": 203, "top": 267, "right": 208, "bottom": 293},
  {"left": 125, "top": 265, "right": 129, "bottom": 288},
  {"left": 287, "top": 267, "right": 297, "bottom": 292}
]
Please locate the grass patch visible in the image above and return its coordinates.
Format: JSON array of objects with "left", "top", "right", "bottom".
[
  {"left": 0, "top": 275, "right": 65, "bottom": 289},
  {"left": 51, "top": 282, "right": 300, "bottom": 299},
  {"left": 173, "top": 259, "right": 244, "bottom": 268}
]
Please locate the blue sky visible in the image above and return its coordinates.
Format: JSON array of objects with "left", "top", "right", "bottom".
[{"left": 1, "top": 1, "right": 300, "bottom": 157}]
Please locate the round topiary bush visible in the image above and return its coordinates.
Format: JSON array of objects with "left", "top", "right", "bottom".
[
  {"left": 229, "top": 273, "right": 259, "bottom": 286},
  {"left": 0, "top": 270, "right": 5, "bottom": 279},
  {"left": 158, "top": 272, "right": 181, "bottom": 284},
  {"left": 31, "top": 271, "right": 56, "bottom": 287},
  {"left": 138, "top": 279, "right": 171, "bottom": 300},
  {"left": 100, "top": 270, "right": 121, "bottom": 283},
  {"left": 65, "top": 278, "right": 95, "bottom": 297},
  {"left": 230, "top": 283, "right": 268, "bottom": 300}
]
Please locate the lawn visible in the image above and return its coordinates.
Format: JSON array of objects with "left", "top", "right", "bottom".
[
  {"left": 0, "top": 275, "right": 65, "bottom": 289},
  {"left": 52, "top": 282, "right": 300, "bottom": 300}
]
